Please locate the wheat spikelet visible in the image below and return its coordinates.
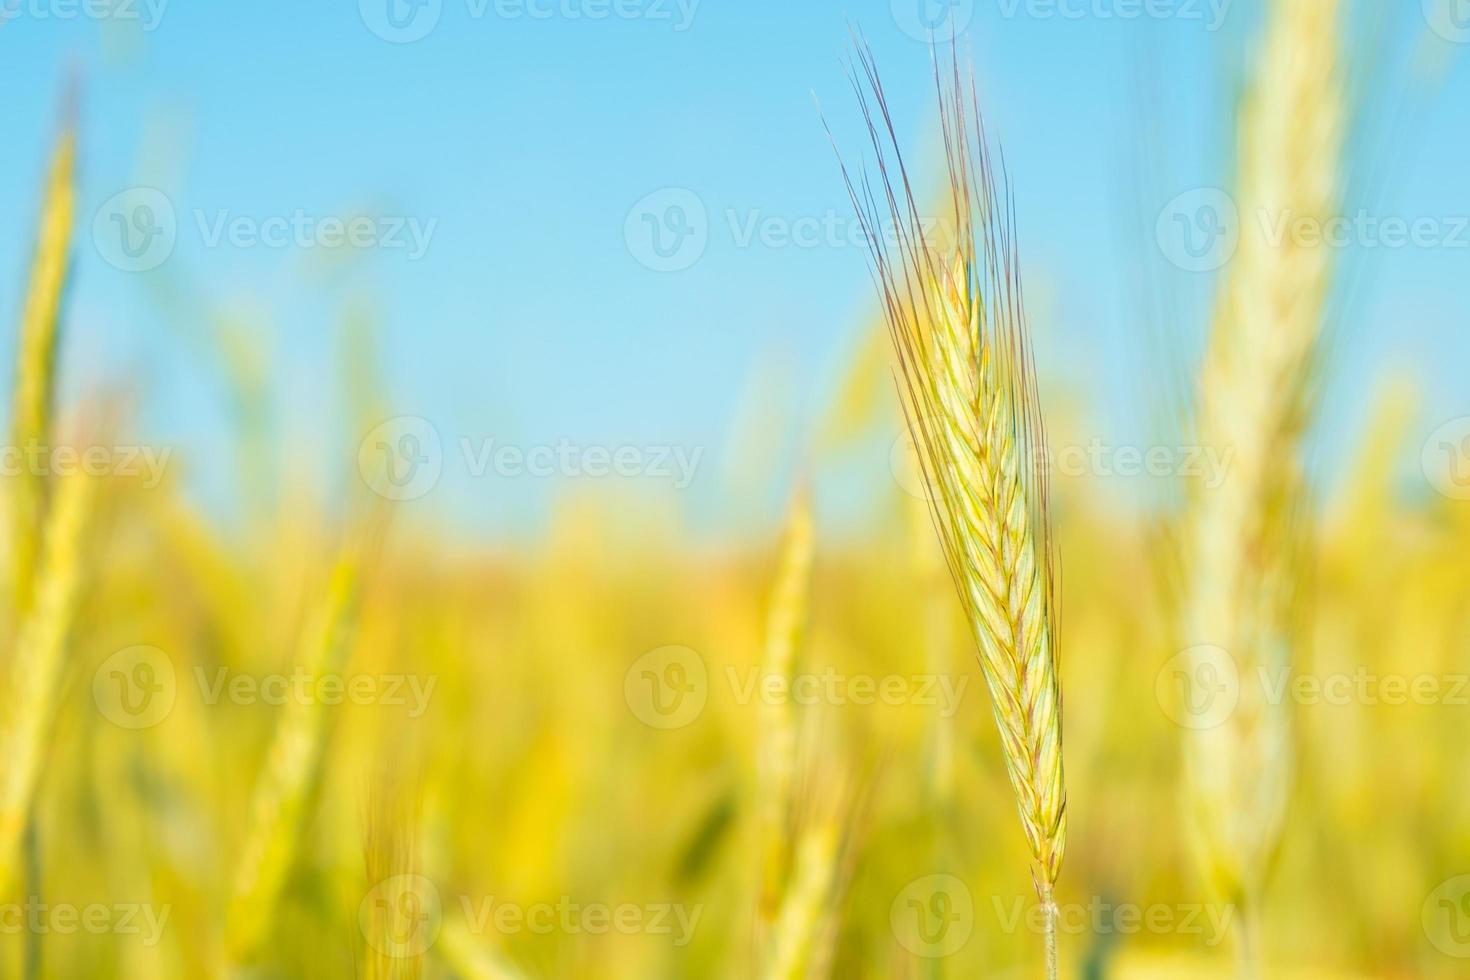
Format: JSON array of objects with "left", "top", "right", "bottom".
[
  {"left": 758, "top": 486, "right": 814, "bottom": 925},
  {"left": 225, "top": 536, "right": 371, "bottom": 959},
  {"left": 1179, "top": 0, "right": 1343, "bottom": 963},
  {"left": 9, "top": 121, "right": 77, "bottom": 614},
  {"left": 0, "top": 465, "right": 97, "bottom": 892},
  {"left": 835, "top": 42, "right": 1066, "bottom": 974}
]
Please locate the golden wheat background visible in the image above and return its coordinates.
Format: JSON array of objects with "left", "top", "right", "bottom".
[{"left": 1, "top": 3, "right": 1468, "bottom": 979}]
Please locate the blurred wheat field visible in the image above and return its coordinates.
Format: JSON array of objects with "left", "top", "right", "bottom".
[{"left": 3, "top": 8, "right": 1469, "bottom": 980}]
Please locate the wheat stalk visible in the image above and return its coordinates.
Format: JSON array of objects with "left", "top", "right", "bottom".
[
  {"left": 1178, "top": 1, "right": 1343, "bottom": 972},
  {"left": 359, "top": 772, "right": 424, "bottom": 980},
  {"left": 225, "top": 533, "right": 372, "bottom": 960},
  {"left": 9, "top": 119, "right": 77, "bottom": 615},
  {"left": 0, "top": 465, "right": 98, "bottom": 893},
  {"left": 835, "top": 43, "right": 1066, "bottom": 977},
  {"left": 759, "top": 486, "right": 815, "bottom": 927},
  {"left": 764, "top": 820, "right": 841, "bottom": 980}
]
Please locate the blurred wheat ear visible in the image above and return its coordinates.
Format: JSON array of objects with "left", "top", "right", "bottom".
[
  {"left": 9, "top": 112, "right": 76, "bottom": 616},
  {"left": 1177, "top": 0, "right": 1343, "bottom": 974},
  {"left": 0, "top": 114, "right": 86, "bottom": 900},
  {"left": 833, "top": 41, "right": 1066, "bottom": 978},
  {"left": 758, "top": 485, "right": 814, "bottom": 929},
  {"left": 0, "top": 465, "right": 98, "bottom": 894},
  {"left": 225, "top": 523, "right": 380, "bottom": 961}
]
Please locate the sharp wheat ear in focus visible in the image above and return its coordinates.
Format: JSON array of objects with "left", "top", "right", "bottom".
[{"left": 834, "top": 44, "right": 1066, "bottom": 977}]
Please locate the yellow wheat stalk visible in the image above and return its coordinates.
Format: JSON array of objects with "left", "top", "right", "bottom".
[
  {"left": 759, "top": 486, "right": 814, "bottom": 926},
  {"left": 764, "top": 821, "right": 841, "bottom": 980},
  {"left": 1179, "top": 0, "right": 1343, "bottom": 972},
  {"left": 764, "top": 737, "right": 862, "bottom": 980},
  {"left": 361, "top": 775, "right": 423, "bottom": 980},
  {"left": 0, "top": 465, "right": 97, "bottom": 892},
  {"left": 835, "top": 44, "right": 1066, "bottom": 977},
  {"left": 225, "top": 535, "right": 371, "bottom": 960},
  {"left": 9, "top": 122, "right": 77, "bottom": 615}
]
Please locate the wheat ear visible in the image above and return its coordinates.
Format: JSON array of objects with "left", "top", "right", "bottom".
[
  {"left": 0, "top": 466, "right": 98, "bottom": 892},
  {"left": 835, "top": 44, "right": 1066, "bottom": 976},
  {"left": 225, "top": 536, "right": 370, "bottom": 959},
  {"left": 9, "top": 120, "right": 77, "bottom": 614},
  {"left": 1179, "top": 1, "right": 1342, "bottom": 972},
  {"left": 758, "top": 486, "right": 814, "bottom": 927}
]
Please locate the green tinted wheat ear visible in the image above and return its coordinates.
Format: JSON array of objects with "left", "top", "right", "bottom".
[
  {"left": 1179, "top": 1, "right": 1342, "bottom": 973},
  {"left": 835, "top": 45, "right": 1066, "bottom": 977}
]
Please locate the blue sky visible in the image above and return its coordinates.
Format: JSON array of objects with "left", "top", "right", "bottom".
[{"left": 0, "top": 1, "right": 1465, "bottom": 534}]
